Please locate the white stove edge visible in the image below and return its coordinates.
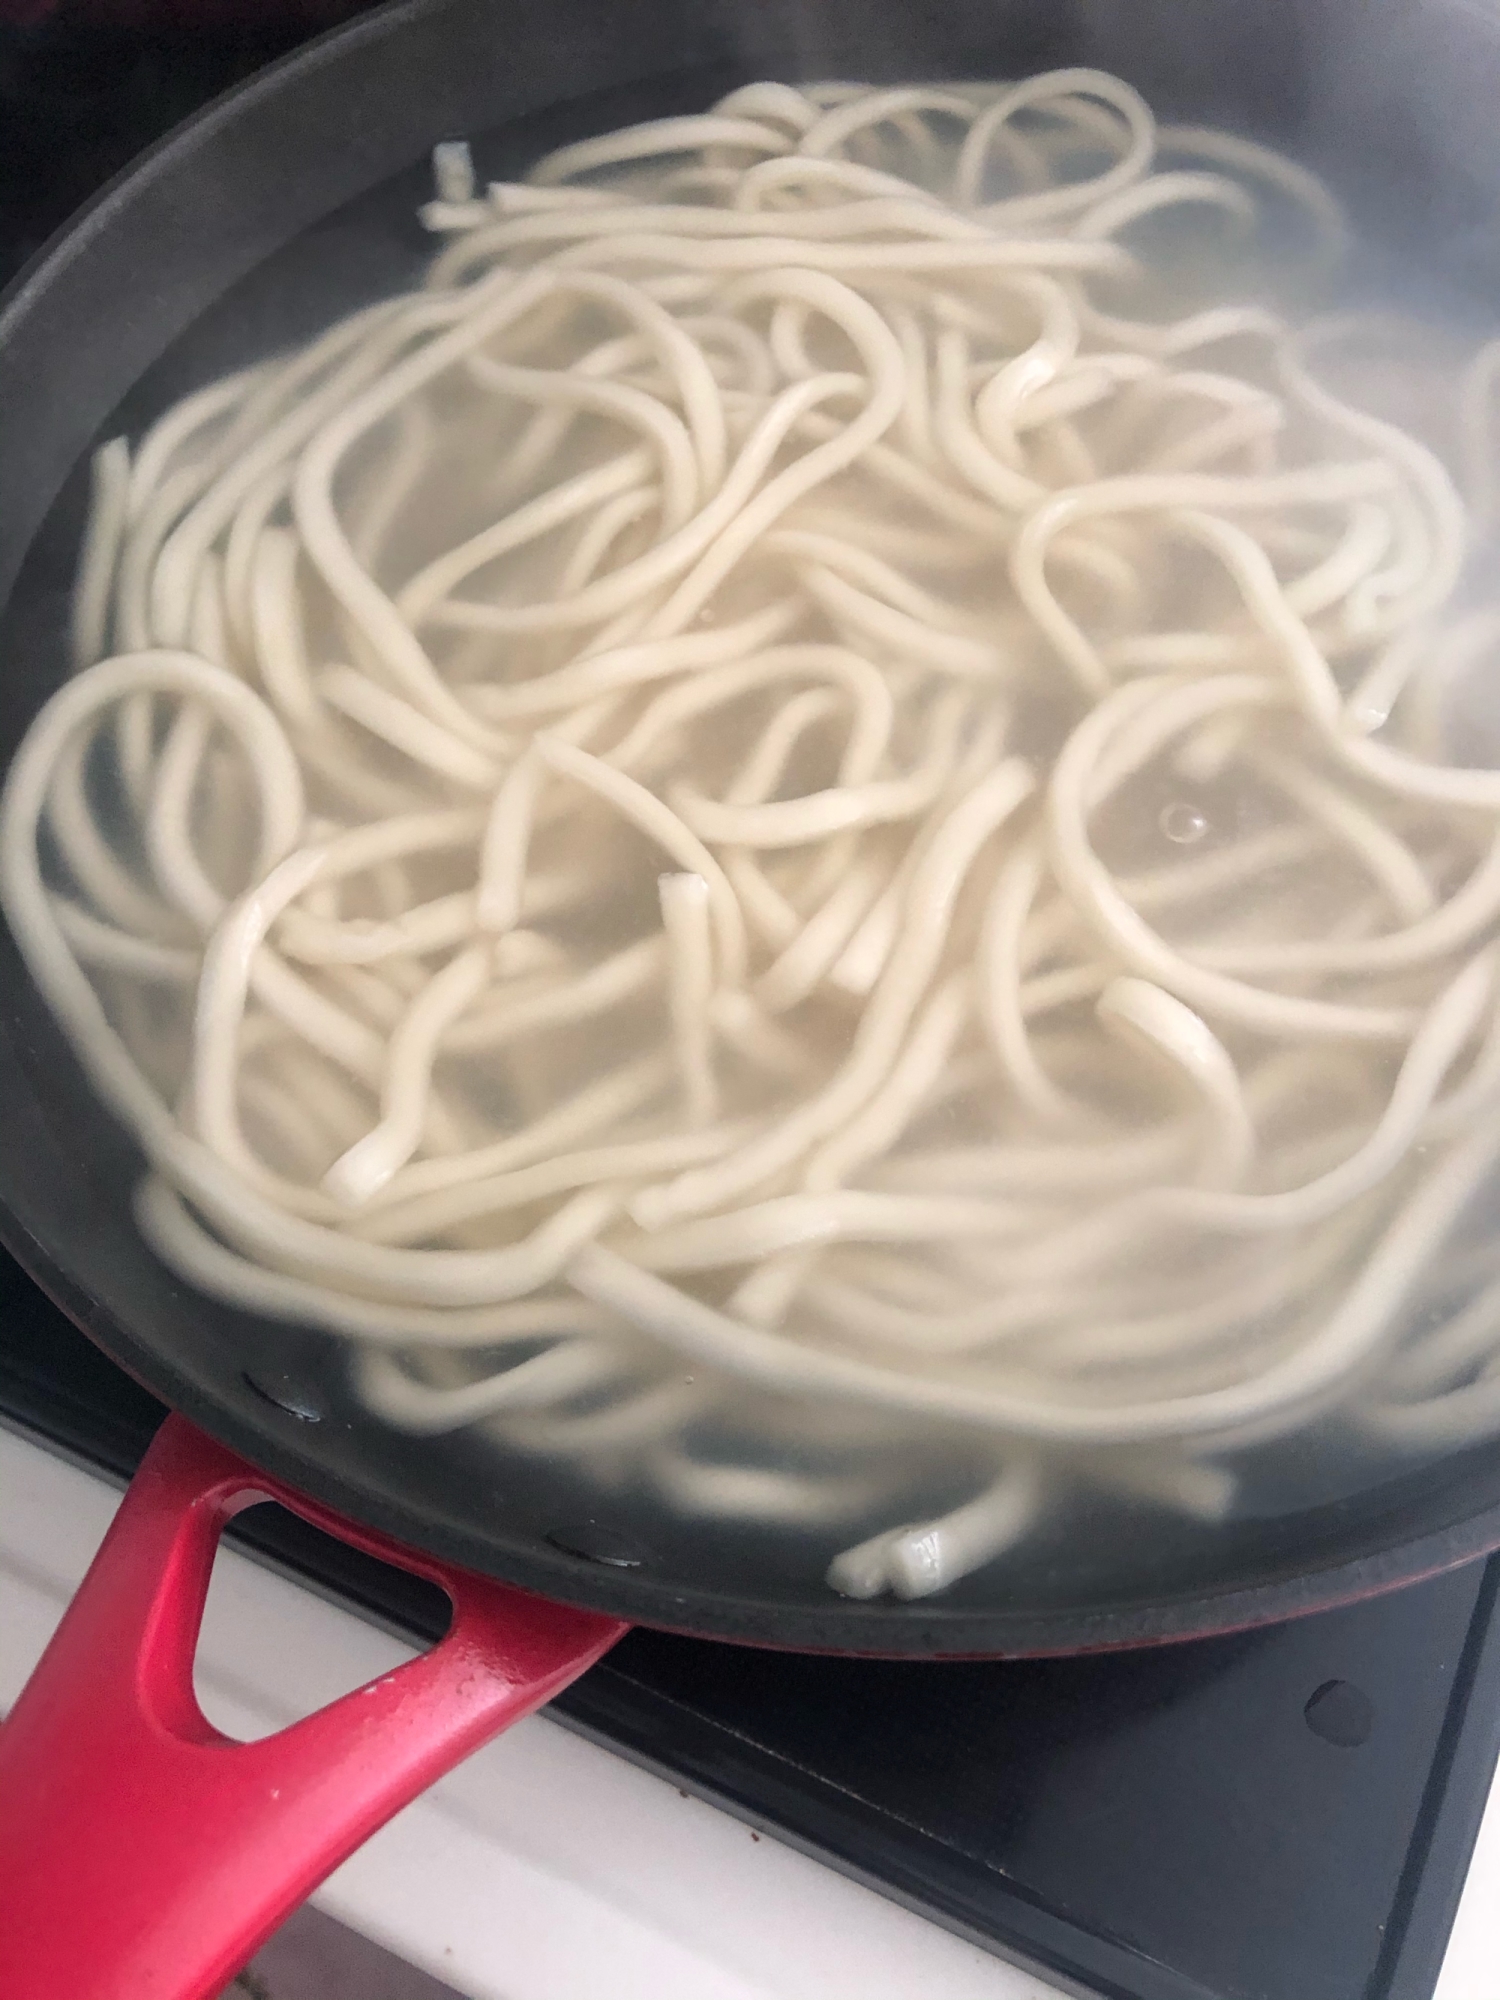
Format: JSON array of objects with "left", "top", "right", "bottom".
[{"left": 0, "top": 1421, "right": 1494, "bottom": 2000}]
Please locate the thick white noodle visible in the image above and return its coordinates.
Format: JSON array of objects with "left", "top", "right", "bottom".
[{"left": 6, "top": 74, "right": 1500, "bottom": 1602}]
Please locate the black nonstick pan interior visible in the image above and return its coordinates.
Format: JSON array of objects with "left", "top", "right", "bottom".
[{"left": 6, "top": 0, "right": 1500, "bottom": 1654}]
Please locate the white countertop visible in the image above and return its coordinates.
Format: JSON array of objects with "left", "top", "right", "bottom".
[{"left": 1, "top": 1420, "right": 1495, "bottom": 2000}]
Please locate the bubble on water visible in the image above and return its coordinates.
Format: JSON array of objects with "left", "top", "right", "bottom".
[{"left": 1160, "top": 802, "right": 1210, "bottom": 845}]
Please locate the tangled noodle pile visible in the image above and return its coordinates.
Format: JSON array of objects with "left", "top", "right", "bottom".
[{"left": 9, "top": 72, "right": 1500, "bottom": 1597}]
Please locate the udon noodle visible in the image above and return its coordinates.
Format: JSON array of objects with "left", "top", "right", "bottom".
[{"left": 8, "top": 71, "right": 1500, "bottom": 1598}]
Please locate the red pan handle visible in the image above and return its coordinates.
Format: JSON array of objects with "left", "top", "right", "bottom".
[{"left": 0, "top": 1412, "right": 628, "bottom": 2000}]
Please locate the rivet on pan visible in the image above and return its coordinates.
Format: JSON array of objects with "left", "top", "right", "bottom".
[
  {"left": 545, "top": 1522, "right": 649, "bottom": 1567},
  {"left": 1303, "top": 1678, "right": 1374, "bottom": 1747},
  {"left": 242, "top": 1370, "right": 324, "bottom": 1423}
]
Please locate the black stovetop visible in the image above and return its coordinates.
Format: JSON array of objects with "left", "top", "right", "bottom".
[{"left": 5, "top": 11, "right": 1500, "bottom": 2000}]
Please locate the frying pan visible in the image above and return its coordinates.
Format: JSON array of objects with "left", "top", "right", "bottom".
[{"left": 6, "top": 0, "right": 1500, "bottom": 1993}]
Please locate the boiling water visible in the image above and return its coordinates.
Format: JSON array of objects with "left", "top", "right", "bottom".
[{"left": 8, "top": 73, "right": 1500, "bottom": 1602}]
